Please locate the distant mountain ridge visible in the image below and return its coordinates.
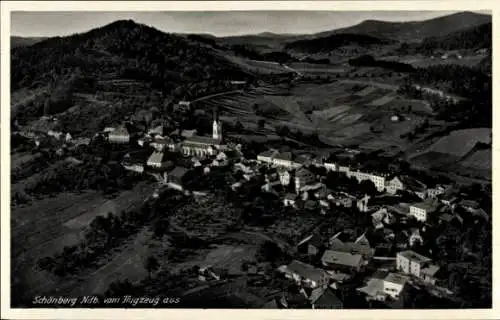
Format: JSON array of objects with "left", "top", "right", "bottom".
[
  {"left": 216, "top": 11, "right": 491, "bottom": 49},
  {"left": 11, "top": 36, "right": 48, "bottom": 48}
]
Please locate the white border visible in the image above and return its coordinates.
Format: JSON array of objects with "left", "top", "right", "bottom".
[{"left": 1, "top": 1, "right": 498, "bottom": 320}]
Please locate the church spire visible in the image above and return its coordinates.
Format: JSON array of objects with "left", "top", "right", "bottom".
[{"left": 212, "top": 107, "right": 222, "bottom": 140}]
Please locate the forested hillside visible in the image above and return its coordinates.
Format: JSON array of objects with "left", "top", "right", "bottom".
[{"left": 11, "top": 20, "right": 251, "bottom": 96}]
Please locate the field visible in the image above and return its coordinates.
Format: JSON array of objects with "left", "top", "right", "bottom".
[
  {"left": 420, "top": 128, "right": 491, "bottom": 158},
  {"left": 11, "top": 181, "right": 156, "bottom": 302},
  {"left": 196, "top": 77, "right": 434, "bottom": 151}
]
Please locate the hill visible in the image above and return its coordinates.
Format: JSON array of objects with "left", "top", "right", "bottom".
[
  {"left": 412, "top": 22, "right": 492, "bottom": 54},
  {"left": 11, "top": 20, "right": 251, "bottom": 94},
  {"left": 322, "top": 11, "right": 491, "bottom": 42},
  {"left": 284, "top": 33, "right": 395, "bottom": 54},
  {"left": 11, "top": 19, "right": 261, "bottom": 134},
  {"left": 11, "top": 36, "right": 48, "bottom": 48}
]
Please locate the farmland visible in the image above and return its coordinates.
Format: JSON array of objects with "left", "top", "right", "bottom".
[
  {"left": 413, "top": 128, "right": 491, "bottom": 158},
  {"left": 11, "top": 181, "right": 156, "bottom": 304}
]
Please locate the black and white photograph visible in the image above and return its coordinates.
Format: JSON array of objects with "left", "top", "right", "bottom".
[{"left": 1, "top": 1, "right": 496, "bottom": 317}]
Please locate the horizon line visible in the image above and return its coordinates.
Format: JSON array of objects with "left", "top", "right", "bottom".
[{"left": 10, "top": 10, "right": 492, "bottom": 39}]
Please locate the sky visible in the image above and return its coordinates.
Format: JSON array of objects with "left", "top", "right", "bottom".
[{"left": 11, "top": 11, "right": 485, "bottom": 38}]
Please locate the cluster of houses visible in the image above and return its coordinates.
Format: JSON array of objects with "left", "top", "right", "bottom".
[{"left": 274, "top": 227, "right": 446, "bottom": 308}]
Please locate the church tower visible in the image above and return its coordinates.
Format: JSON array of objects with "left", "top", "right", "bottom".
[{"left": 212, "top": 108, "right": 222, "bottom": 140}]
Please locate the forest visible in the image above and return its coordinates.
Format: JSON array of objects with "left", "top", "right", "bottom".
[
  {"left": 284, "top": 33, "right": 394, "bottom": 53},
  {"left": 11, "top": 20, "right": 253, "bottom": 98}
]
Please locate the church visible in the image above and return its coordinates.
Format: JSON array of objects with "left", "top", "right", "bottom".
[{"left": 179, "top": 110, "right": 227, "bottom": 158}]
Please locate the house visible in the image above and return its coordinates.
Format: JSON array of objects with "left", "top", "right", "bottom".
[
  {"left": 440, "top": 193, "right": 458, "bottom": 207},
  {"left": 328, "top": 193, "right": 354, "bottom": 208},
  {"left": 147, "top": 151, "right": 171, "bottom": 169},
  {"left": 108, "top": 125, "right": 131, "bottom": 144},
  {"left": 147, "top": 125, "right": 166, "bottom": 137},
  {"left": 257, "top": 150, "right": 277, "bottom": 164},
  {"left": 47, "top": 130, "right": 64, "bottom": 140},
  {"left": 357, "top": 195, "right": 371, "bottom": 212},
  {"left": 277, "top": 260, "right": 329, "bottom": 289},
  {"left": 372, "top": 207, "right": 388, "bottom": 225},
  {"left": 150, "top": 136, "right": 176, "bottom": 152},
  {"left": 309, "top": 288, "right": 343, "bottom": 309},
  {"left": 400, "top": 176, "right": 428, "bottom": 199},
  {"left": 283, "top": 193, "right": 297, "bottom": 208},
  {"left": 347, "top": 170, "right": 386, "bottom": 192},
  {"left": 420, "top": 264, "right": 441, "bottom": 285},
  {"left": 396, "top": 250, "right": 433, "bottom": 278},
  {"left": 278, "top": 170, "right": 291, "bottom": 186},
  {"left": 385, "top": 176, "right": 404, "bottom": 195},
  {"left": 65, "top": 132, "right": 72, "bottom": 142},
  {"left": 295, "top": 167, "right": 316, "bottom": 193},
  {"left": 358, "top": 272, "right": 409, "bottom": 301},
  {"left": 297, "top": 234, "right": 324, "bottom": 256},
  {"left": 324, "top": 162, "right": 337, "bottom": 172},
  {"left": 409, "top": 200, "right": 439, "bottom": 222},
  {"left": 427, "top": 185, "right": 449, "bottom": 199},
  {"left": 321, "top": 250, "right": 364, "bottom": 273},
  {"left": 408, "top": 228, "right": 423, "bottom": 247},
  {"left": 273, "top": 151, "right": 298, "bottom": 168},
  {"left": 166, "top": 166, "right": 189, "bottom": 190},
  {"left": 328, "top": 233, "right": 375, "bottom": 262}
]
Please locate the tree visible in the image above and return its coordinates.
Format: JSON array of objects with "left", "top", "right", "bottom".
[
  {"left": 277, "top": 125, "right": 291, "bottom": 137},
  {"left": 359, "top": 179, "right": 377, "bottom": 196},
  {"left": 258, "top": 119, "right": 266, "bottom": 129},
  {"left": 234, "top": 120, "right": 244, "bottom": 132},
  {"left": 144, "top": 256, "right": 159, "bottom": 279}
]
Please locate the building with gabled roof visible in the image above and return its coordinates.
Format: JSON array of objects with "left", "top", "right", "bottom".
[
  {"left": 277, "top": 260, "right": 329, "bottom": 289},
  {"left": 108, "top": 125, "right": 130, "bottom": 144},
  {"left": 321, "top": 250, "right": 364, "bottom": 272},
  {"left": 147, "top": 151, "right": 171, "bottom": 169},
  {"left": 310, "top": 288, "right": 343, "bottom": 309}
]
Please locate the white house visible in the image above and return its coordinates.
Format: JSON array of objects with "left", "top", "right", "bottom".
[
  {"left": 357, "top": 195, "right": 371, "bottom": 212},
  {"left": 108, "top": 126, "right": 130, "bottom": 144},
  {"left": 409, "top": 200, "right": 438, "bottom": 222},
  {"left": 386, "top": 176, "right": 404, "bottom": 195},
  {"left": 324, "top": 162, "right": 337, "bottom": 172},
  {"left": 408, "top": 228, "right": 423, "bottom": 247},
  {"left": 427, "top": 185, "right": 449, "bottom": 199},
  {"left": 273, "top": 151, "right": 298, "bottom": 169},
  {"left": 279, "top": 170, "right": 291, "bottom": 186},
  {"left": 295, "top": 167, "right": 316, "bottom": 193},
  {"left": 277, "top": 260, "right": 329, "bottom": 289},
  {"left": 257, "top": 150, "right": 277, "bottom": 164},
  {"left": 347, "top": 170, "right": 386, "bottom": 192},
  {"left": 396, "top": 250, "right": 431, "bottom": 278},
  {"left": 383, "top": 273, "right": 409, "bottom": 300}
]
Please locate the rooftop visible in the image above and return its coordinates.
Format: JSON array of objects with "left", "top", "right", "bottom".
[
  {"left": 411, "top": 200, "right": 439, "bottom": 212},
  {"left": 285, "top": 260, "right": 327, "bottom": 283},
  {"left": 397, "top": 250, "right": 432, "bottom": 264},
  {"left": 275, "top": 151, "right": 293, "bottom": 161},
  {"left": 357, "top": 278, "right": 385, "bottom": 298},
  {"left": 169, "top": 166, "right": 189, "bottom": 179},
  {"left": 258, "top": 150, "right": 276, "bottom": 158},
  {"left": 313, "top": 288, "right": 343, "bottom": 308},
  {"left": 321, "top": 250, "right": 363, "bottom": 268},
  {"left": 384, "top": 273, "right": 409, "bottom": 285},
  {"left": 148, "top": 151, "right": 167, "bottom": 164},
  {"left": 421, "top": 264, "right": 440, "bottom": 277},
  {"left": 184, "top": 135, "right": 222, "bottom": 146}
]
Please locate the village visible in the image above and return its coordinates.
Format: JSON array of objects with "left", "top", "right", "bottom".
[{"left": 12, "top": 98, "right": 491, "bottom": 309}]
